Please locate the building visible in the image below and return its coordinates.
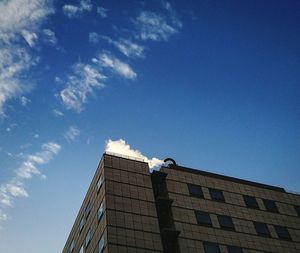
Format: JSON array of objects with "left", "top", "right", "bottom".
[{"left": 62, "top": 153, "right": 300, "bottom": 253}]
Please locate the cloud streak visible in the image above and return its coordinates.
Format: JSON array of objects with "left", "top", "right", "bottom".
[
  {"left": 133, "top": 10, "right": 182, "bottom": 42},
  {"left": 0, "top": 141, "right": 61, "bottom": 224},
  {"left": 63, "top": 0, "right": 93, "bottom": 18},
  {"left": 96, "top": 35, "right": 145, "bottom": 58},
  {"left": 105, "top": 139, "right": 163, "bottom": 169},
  {"left": 0, "top": 0, "right": 54, "bottom": 116},
  {"left": 60, "top": 63, "right": 106, "bottom": 112},
  {"left": 93, "top": 53, "right": 137, "bottom": 80},
  {"left": 64, "top": 126, "right": 80, "bottom": 142}
]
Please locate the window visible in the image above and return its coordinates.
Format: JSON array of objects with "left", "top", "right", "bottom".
[
  {"left": 97, "top": 202, "right": 104, "bottom": 221},
  {"left": 99, "top": 235, "right": 105, "bottom": 253},
  {"left": 227, "top": 246, "right": 243, "bottom": 253},
  {"left": 217, "top": 215, "right": 235, "bottom": 231},
  {"left": 85, "top": 202, "right": 92, "bottom": 218},
  {"left": 274, "top": 225, "right": 291, "bottom": 240},
  {"left": 85, "top": 229, "right": 92, "bottom": 248},
  {"left": 294, "top": 205, "right": 300, "bottom": 217},
  {"left": 263, "top": 199, "right": 278, "bottom": 213},
  {"left": 79, "top": 245, "right": 84, "bottom": 253},
  {"left": 209, "top": 188, "right": 225, "bottom": 202},
  {"left": 68, "top": 239, "right": 75, "bottom": 253},
  {"left": 254, "top": 222, "right": 271, "bottom": 237},
  {"left": 243, "top": 195, "right": 259, "bottom": 209},
  {"left": 187, "top": 184, "right": 204, "bottom": 198},
  {"left": 97, "top": 175, "right": 104, "bottom": 192},
  {"left": 195, "top": 211, "right": 212, "bottom": 227},
  {"left": 203, "top": 242, "right": 221, "bottom": 253},
  {"left": 79, "top": 216, "right": 85, "bottom": 232}
]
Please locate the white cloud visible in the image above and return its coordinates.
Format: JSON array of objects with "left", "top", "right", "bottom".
[
  {"left": 60, "top": 63, "right": 106, "bottom": 112},
  {"left": 34, "top": 134, "right": 39, "bottom": 138},
  {"left": 105, "top": 139, "right": 163, "bottom": 169},
  {"left": 0, "top": 209, "right": 8, "bottom": 221},
  {"left": 63, "top": 0, "right": 92, "bottom": 18},
  {"left": 97, "top": 7, "right": 107, "bottom": 18},
  {"left": 94, "top": 53, "right": 137, "bottom": 80},
  {"left": 5, "top": 183, "right": 28, "bottom": 198},
  {"left": 42, "top": 28, "right": 57, "bottom": 45},
  {"left": 64, "top": 126, "right": 80, "bottom": 142},
  {"left": 62, "top": 5, "right": 80, "bottom": 18},
  {"left": 0, "top": 141, "right": 61, "bottom": 224},
  {"left": 20, "top": 96, "right": 30, "bottom": 106},
  {"left": 16, "top": 142, "right": 61, "bottom": 179},
  {"left": 21, "top": 30, "right": 38, "bottom": 47},
  {"left": 0, "top": 0, "right": 54, "bottom": 116},
  {"left": 52, "top": 109, "right": 64, "bottom": 117},
  {"left": 0, "top": 0, "right": 54, "bottom": 35},
  {"left": 161, "top": 1, "right": 183, "bottom": 28},
  {"left": 100, "top": 36, "right": 145, "bottom": 58},
  {"left": 134, "top": 10, "right": 181, "bottom": 41},
  {"left": 89, "top": 32, "right": 101, "bottom": 44},
  {"left": 0, "top": 47, "right": 34, "bottom": 116}
]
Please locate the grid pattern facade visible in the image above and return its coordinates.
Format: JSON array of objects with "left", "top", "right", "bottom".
[
  {"left": 63, "top": 154, "right": 300, "bottom": 253},
  {"left": 160, "top": 165, "right": 300, "bottom": 253},
  {"left": 63, "top": 154, "right": 163, "bottom": 253}
]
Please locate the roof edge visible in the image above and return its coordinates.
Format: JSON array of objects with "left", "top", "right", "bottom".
[{"left": 162, "top": 165, "right": 286, "bottom": 193}]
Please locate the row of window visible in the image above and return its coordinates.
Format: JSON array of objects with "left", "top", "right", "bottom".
[
  {"left": 188, "top": 183, "right": 300, "bottom": 216},
  {"left": 203, "top": 242, "right": 243, "bottom": 253},
  {"left": 188, "top": 184, "right": 225, "bottom": 202},
  {"left": 195, "top": 210, "right": 292, "bottom": 240},
  {"left": 76, "top": 232, "right": 105, "bottom": 253},
  {"left": 68, "top": 174, "right": 104, "bottom": 253}
]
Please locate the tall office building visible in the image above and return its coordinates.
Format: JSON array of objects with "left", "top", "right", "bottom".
[{"left": 62, "top": 153, "right": 300, "bottom": 253}]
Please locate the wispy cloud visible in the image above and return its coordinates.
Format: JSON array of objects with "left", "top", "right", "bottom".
[
  {"left": 64, "top": 126, "right": 80, "bottom": 142},
  {"left": 0, "top": 0, "right": 54, "bottom": 117},
  {"left": 60, "top": 63, "right": 106, "bottom": 112},
  {"left": 0, "top": 141, "right": 61, "bottom": 224},
  {"left": 98, "top": 35, "right": 145, "bottom": 58},
  {"left": 93, "top": 53, "right": 137, "bottom": 80},
  {"left": 97, "top": 7, "right": 107, "bottom": 18},
  {"left": 20, "top": 96, "right": 30, "bottom": 106},
  {"left": 21, "top": 30, "right": 38, "bottom": 47},
  {"left": 105, "top": 139, "right": 163, "bottom": 169},
  {"left": 52, "top": 109, "right": 64, "bottom": 117},
  {"left": 133, "top": 10, "right": 182, "bottom": 42},
  {"left": 89, "top": 32, "right": 101, "bottom": 44},
  {"left": 42, "top": 29, "right": 57, "bottom": 46},
  {"left": 63, "top": 0, "right": 93, "bottom": 18}
]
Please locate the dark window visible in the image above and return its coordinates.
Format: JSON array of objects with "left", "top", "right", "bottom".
[
  {"left": 203, "top": 242, "right": 221, "bottom": 253},
  {"left": 85, "top": 202, "right": 92, "bottom": 218},
  {"left": 79, "top": 216, "right": 85, "bottom": 232},
  {"left": 68, "top": 239, "right": 75, "bottom": 253},
  {"left": 97, "top": 202, "right": 104, "bottom": 221},
  {"left": 85, "top": 229, "right": 92, "bottom": 248},
  {"left": 99, "top": 235, "right": 105, "bottom": 253},
  {"left": 274, "top": 225, "right": 291, "bottom": 240},
  {"left": 217, "top": 215, "right": 235, "bottom": 231},
  {"left": 188, "top": 184, "right": 204, "bottom": 198},
  {"left": 227, "top": 246, "right": 243, "bottom": 253},
  {"left": 195, "top": 211, "right": 212, "bottom": 227},
  {"left": 209, "top": 188, "right": 225, "bottom": 202},
  {"left": 263, "top": 199, "right": 278, "bottom": 213},
  {"left": 97, "top": 175, "right": 104, "bottom": 192},
  {"left": 243, "top": 195, "right": 259, "bottom": 209},
  {"left": 254, "top": 222, "right": 271, "bottom": 237},
  {"left": 294, "top": 205, "right": 300, "bottom": 217}
]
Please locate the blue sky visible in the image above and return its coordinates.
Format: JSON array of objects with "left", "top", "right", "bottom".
[{"left": 0, "top": 0, "right": 299, "bottom": 252}]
